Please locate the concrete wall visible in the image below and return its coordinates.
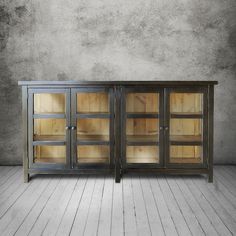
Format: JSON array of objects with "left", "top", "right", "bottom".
[{"left": 0, "top": 0, "right": 236, "bottom": 165}]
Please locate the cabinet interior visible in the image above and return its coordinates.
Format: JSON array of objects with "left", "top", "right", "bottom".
[
  {"left": 76, "top": 92, "right": 110, "bottom": 164},
  {"left": 34, "top": 93, "right": 65, "bottom": 114},
  {"left": 32, "top": 91, "right": 204, "bottom": 165},
  {"left": 125, "top": 93, "right": 159, "bottom": 164},
  {"left": 77, "top": 118, "right": 109, "bottom": 141},
  {"left": 77, "top": 146, "right": 109, "bottom": 163},
  {"left": 126, "top": 146, "right": 159, "bottom": 163},
  {"left": 126, "top": 93, "right": 159, "bottom": 113},
  {"left": 169, "top": 93, "right": 203, "bottom": 164},
  {"left": 34, "top": 145, "right": 66, "bottom": 163},
  {"left": 77, "top": 92, "right": 109, "bottom": 113}
]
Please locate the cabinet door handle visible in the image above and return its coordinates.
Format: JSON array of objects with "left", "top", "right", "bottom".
[
  {"left": 65, "top": 126, "right": 71, "bottom": 130},
  {"left": 165, "top": 126, "right": 169, "bottom": 130},
  {"left": 160, "top": 127, "right": 163, "bottom": 130},
  {"left": 71, "top": 126, "right": 77, "bottom": 130}
]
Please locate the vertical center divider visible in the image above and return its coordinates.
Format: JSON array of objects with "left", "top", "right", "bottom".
[
  {"left": 114, "top": 85, "right": 122, "bottom": 183},
  {"left": 163, "top": 88, "right": 169, "bottom": 168},
  {"left": 70, "top": 88, "right": 77, "bottom": 169}
]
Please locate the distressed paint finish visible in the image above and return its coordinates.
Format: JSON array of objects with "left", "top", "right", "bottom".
[{"left": 0, "top": 0, "right": 236, "bottom": 164}]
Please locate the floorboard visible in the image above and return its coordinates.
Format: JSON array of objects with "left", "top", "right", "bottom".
[{"left": 0, "top": 166, "right": 235, "bottom": 236}]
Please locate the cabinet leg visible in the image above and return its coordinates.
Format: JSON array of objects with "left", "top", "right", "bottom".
[
  {"left": 115, "top": 164, "right": 121, "bottom": 183},
  {"left": 208, "top": 170, "right": 213, "bottom": 183},
  {"left": 24, "top": 172, "right": 29, "bottom": 183}
]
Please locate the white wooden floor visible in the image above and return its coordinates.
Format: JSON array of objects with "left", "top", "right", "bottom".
[{"left": 0, "top": 166, "right": 236, "bottom": 236}]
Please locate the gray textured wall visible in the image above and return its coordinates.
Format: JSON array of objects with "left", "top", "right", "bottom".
[{"left": 0, "top": 0, "right": 236, "bottom": 165}]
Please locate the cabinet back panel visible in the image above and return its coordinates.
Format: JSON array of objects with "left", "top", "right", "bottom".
[
  {"left": 77, "top": 119, "right": 109, "bottom": 135},
  {"left": 126, "top": 146, "right": 159, "bottom": 163},
  {"left": 34, "top": 94, "right": 65, "bottom": 114},
  {"left": 77, "top": 145, "right": 109, "bottom": 163},
  {"left": 126, "top": 93, "right": 159, "bottom": 113},
  {"left": 126, "top": 118, "right": 159, "bottom": 135},
  {"left": 34, "top": 119, "right": 66, "bottom": 136},
  {"left": 170, "top": 93, "right": 203, "bottom": 113},
  {"left": 77, "top": 93, "right": 109, "bottom": 113},
  {"left": 170, "top": 146, "right": 202, "bottom": 164},
  {"left": 34, "top": 146, "right": 66, "bottom": 163},
  {"left": 170, "top": 119, "right": 202, "bottom": 136}
]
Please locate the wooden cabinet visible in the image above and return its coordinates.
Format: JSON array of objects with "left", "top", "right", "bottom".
[{"left": 19, "top": 81, "right": 217, "bottom": 183}]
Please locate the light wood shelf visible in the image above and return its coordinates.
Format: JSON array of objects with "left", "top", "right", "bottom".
[
  {"left": 34, "top": 158, "right": 66, "bottom": 164},
  {"left": 170, "top": 135, "right": 202, "bottom": 143},
  {"left": 170, "top": 112, "right": 203, "bottom": 118},
  {"left": 78, "top": 157, "right": 109, "bottom": 163},
  {"left": 126, "top": 157, "right": 159, "bottom": 164},
  {"left": 126, "top": 112, "right": 159, "bottom": 118},
  {"left": 77, "top": 135, "right": 109, "bottom": 142},
  {"left": 33, "top": 135, "right": 65, "bottom": 141},
  {"left": 126, "top": 135, "right": 159, "bottom": 144},
  {"left": 170, "top": 157, "right": 202, "bottom": 164}
]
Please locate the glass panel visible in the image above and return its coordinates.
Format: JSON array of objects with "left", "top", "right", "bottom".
[
  {"left": 34, "top": 93, "right": 65, "bottom": 114},
  {"left": 170, "top": 93, "right": 203, "bottom": 114},
  {"left": 126, "top": 93, "right": 159, "bottom": 113},
  {"left": 126, "top": 146, "right": 159, "bottom": 163},
  {"left": 34, "top": 145, "right": 66, "bottom": 163},
  {"left": 77, "top": 145, "right": 109, "bottom": 164},
  {"left": 170, "top": 146, "right": 202, "bottom": 164},
  {"left": 126, "top": 118, "right": 159, "bottom": 142},
  {"left": 77, "top": 118, "right": 109, "bottom": 141},
  {"left": 77, "top": 92, "right": 109, "bottom": 113},
  {"left": 34, "top": 119, "right": 65, "bottom": 141},
  {"left": 170, "top": 119, "right": 202, "bottom": 141}
]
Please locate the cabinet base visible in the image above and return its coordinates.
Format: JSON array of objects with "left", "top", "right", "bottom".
[{"left": 25, "top": 168, "right": 211, "bottom": 183}]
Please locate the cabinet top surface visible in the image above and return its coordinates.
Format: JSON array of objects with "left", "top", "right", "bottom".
[{"left": 18, "top": 80, "right": 218, "bottom": 86}]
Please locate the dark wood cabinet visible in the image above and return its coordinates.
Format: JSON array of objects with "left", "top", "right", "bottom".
[{"left": 19, "top": 81, "right": 217, "bottom": 183}]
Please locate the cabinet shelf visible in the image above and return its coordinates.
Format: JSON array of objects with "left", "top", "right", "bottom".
[
  {"left": 33, "top": 113, "right": 66, "bottom": 119},
  {"left": 34, "top": 158, "right": 65, "bottom": 164},
  {"left": 170, "top": 157, "right": 202, "bottom": 164},
  {"left": 126, "top": 135, "right": 159, "bottom": 145},
  {"left": 127, "top": 157, "right": 159, "bottom": 164},
  {"left": 77, "top": 135, "right": 110, "bottom": 145},
  {"left": 78, "top": 157, "right": 109, "bottom": 163},
  {"left": 170, "top": 112, "right": 203, "bottom": 119},
  {"left": 34, "top": 135, "right": 65, "bottom": 141},
  {"left": 76, "top": 112, "right": 111, "bottom": 118},
  {"left": 170, "top": 135, "right": 202, "bottom": 145},
  {"left": 33, "top": 135, "right": 66, "bottom": 145},
  {"left": 126, "top": 113, "right": 159, "bottom": 118}
]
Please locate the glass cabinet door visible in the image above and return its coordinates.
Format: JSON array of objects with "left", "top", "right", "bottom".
[
  {"left": 71, "top": 88, "right": 114, "bottom": 168},
  {"left": 166, "top": 89, "right": 207, "bottom": 167},
  {"left": 123, "top": 89, "right": 163, "bottom": 167},
  {"left": 28, "top": 89, "right": 70, "bottom": 168}
]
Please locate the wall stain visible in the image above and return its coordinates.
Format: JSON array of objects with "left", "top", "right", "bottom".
[
  {"left": 57, "top": 72, "right": 69, "bottom": 81},
  {"left": 0, "top": 6, "right": 10, "bottom": 51},
  {"left": 15, "top": 6, "right": 28, "bottom": 18},
  {"left": 91, "top": 63, "right": 118, "bottom": 80},
  {"left": 0, "top": 6, "right": 10, "bottom": 24}
]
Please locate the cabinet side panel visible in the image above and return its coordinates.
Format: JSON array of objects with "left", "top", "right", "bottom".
[
  {"left": 22, "top": 86, "right": 29, "bottom": 182},
  {"left": 208, "top": 85, "right": 214, "bottom": 182}
]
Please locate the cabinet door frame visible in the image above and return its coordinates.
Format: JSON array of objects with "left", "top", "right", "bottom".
[
  {"left": 28, "top": 88, "right": 71, "bottom": 169},
  {"left": 165, "top": 86, "right": 208, "bottom": 168},
  {"left": 71, "top": 87, "right": 115, "bottom": 169},
  {"left": 121, "top": 86, "right": 165, "bottom": 169}
]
